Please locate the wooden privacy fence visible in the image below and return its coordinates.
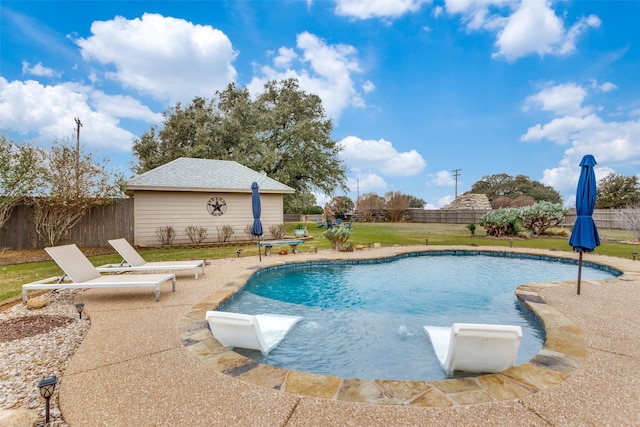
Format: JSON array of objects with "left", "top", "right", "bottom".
[
  {"left": 1, "top": 201, "right": 630, "bottom": 250},
  {"left": 2, "top": 199, "right": 134, "bottom": 249},
  {"left": 405, "top": 209, "right": 491, "bottom": 224},
  {"left": 408, "top": 208, "right": 628, "bottom": 229}
]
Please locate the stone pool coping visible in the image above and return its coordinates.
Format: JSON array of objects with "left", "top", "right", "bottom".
[{"left": 178, "top": 247, "right": 621, "bottom": 407}]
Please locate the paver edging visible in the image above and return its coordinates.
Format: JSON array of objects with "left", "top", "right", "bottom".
[{"left": 179, "top": 250, "right": 595, "bottom": 407}]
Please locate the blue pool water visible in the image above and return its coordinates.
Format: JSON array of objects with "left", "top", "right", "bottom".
[{"left": 220, "top": 251, "right": 619, "bottom": 381}]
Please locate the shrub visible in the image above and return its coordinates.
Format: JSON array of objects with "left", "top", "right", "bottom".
[
  {"left": 479, "top": 208, "right": 521, "bottom": 237},
  {"left": 491, "top": 195, "right": 535, "bottom": 209},
  {"left": 184, "top": 226, "right": 208, "bottom": 244},
  {"left": 467, "top": 223, "right": 476, "bottom": 235},
  {"left": 216, "top": 225, "right": 235, "bottom": 242},
  {"left": 518, "top": 201, "right": 567, "bottom": 236},
  {"left": 323, "top": 225, "right": 353, "bottom": 250},
  {"left": 480, "top": 202, "right": 567, "bottom": 238},
  {"left": 156, "top": 226, "right": 176, "bottom": 245},
  {"left": 511, "top": 195, "right": 535, "bottom": 208},
  {"left": 269, "top": 224, "right": 285, "bottom": 240},
  {"left": 491, "top": 196, "right": 512, "bottom": 209}
]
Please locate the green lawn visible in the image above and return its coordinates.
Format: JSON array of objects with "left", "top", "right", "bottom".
[{"left": 2, "top": 222, "right": 637, "bottom": 304}]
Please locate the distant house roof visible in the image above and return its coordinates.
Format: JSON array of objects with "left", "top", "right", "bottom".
[{"left": 126, "top": 158, "right": 295, "bottom": 194}]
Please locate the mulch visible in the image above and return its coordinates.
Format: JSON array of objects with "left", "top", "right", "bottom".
[{"left": 0, "top": 315, "right": 75, "bottom": 342}]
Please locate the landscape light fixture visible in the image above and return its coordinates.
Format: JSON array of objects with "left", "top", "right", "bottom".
[
  {"left": 633, "top": 252, "right": 637, "bottom": 261},
  {"left": 75, "top": 302, "right": 84, "bottom": 319},
  {"left": 425, "top": 239, "right": 429, "bottom": 246},
  {"left": 236, "top": 249, "right": 242, "bottom": 258},
  {"left": 38, "top": 375, "right": 58, "bottom": 424},
  {"left": 367, "top": 242, "right": 372, "bottom": 250}
]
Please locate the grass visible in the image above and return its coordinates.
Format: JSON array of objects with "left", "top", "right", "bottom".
[{"left": 2, "top": 222, "right": 637, "bottom": 304}]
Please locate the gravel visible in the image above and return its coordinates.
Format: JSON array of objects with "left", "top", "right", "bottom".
[{"left": 0, "top": 289, "right": 90, "bottom": 425}]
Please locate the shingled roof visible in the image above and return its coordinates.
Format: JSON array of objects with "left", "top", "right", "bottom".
[{"left": 126, "top": 158, "right": 295, "bottom": 194}]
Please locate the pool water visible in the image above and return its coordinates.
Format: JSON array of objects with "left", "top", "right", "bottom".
[{"left": 220, "top": 252, "right": 618, "bottom": 381}]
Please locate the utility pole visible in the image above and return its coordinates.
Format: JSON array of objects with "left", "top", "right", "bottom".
[
  {"left": 74, "top": 117, "right": 82, "bottom": 196},
  {"left": 452, "top": 168, "right": 462, "bottom": 199}
]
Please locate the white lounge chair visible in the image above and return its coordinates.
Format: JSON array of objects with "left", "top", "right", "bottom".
[
  {"left": 22, "top": 244, "right": 176, "bottom": 303},
  {"left": 95, "top": 238, "right": 205, "bottom": 279},
  {"left": 424, "top": 323, "right": 522, "bottom": 375},
  {"left": 205, "top": 311, "right": 303, "bottom": 355}
]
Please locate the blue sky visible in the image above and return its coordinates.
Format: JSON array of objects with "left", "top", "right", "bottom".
[{"left": 2, "top": 1, "right": 639, "bottom": 209}]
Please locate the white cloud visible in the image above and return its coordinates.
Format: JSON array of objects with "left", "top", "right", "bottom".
[
  {"left": 523, "top": 82, "right": 590, "bottom": 116},
  {"left": 0, "top": 78, "right": 161, "bottom": 151},
  {"left": 445, "top": 0, "right": 600, "bottom": 61},
  {"left": 313, "top": 191, "right": 331, "bottom": 208},
  {"left": 334, "top": 0, "right": 429, "bottom": 20},
  {"left": 494, "top": 1, "right": 600, "bottom": 61},
  {"left": 21, "top": 61, "right": 57, "bottom": 78},
  {"left": 521, "top": 114, "right": 602, "bottom": 145},
  {"left": 362, "top": 80, "right": 376, "bottom": 93},
  {"left": 542, "top": 164, "right": 616, "bottom": 207},
  {"left": 597, "top": 81, "right": 617, "bottom": 93},
  {"left": 445, "top": 0, "right": 509, "bottom": 30},
  {"left": 436, "top": 195, "right": 455, "bottom": 208},
  {"left": 522, "top": 81, "right": 640, "bottom": 203},
  {"left": 339, "top": 136, "right": 427, "bottom": 176},
  {"left": 273, "top": 47, "right": 297, "bottom": 68},
  {"left": 248, "top": 32, "right": 368, "bottom": 120},
  {"left": 75, "top": 13, "right": 238, "bottom": 103},
  {"left": 348, "top": 173, "right": 388, "bottom": 193},
  {"left": 429, "top": 170, "right": 456, "bottom": 186}
]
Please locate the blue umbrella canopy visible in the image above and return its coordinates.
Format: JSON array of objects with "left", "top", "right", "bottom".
[
  {"left": 569, "top": 155, "right": 600, "bottom": 252},
  {"left": 250, "top": 182, "right": 263, "bottom": 238},
  {"left": 568, "top": 154, "right": 600, "bottom": 294}
]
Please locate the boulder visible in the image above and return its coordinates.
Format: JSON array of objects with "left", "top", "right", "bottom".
[{"left": 0, "top": 408, "right": 41, "bottom": 427}]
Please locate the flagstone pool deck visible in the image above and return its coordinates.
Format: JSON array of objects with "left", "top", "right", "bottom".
[{"left": 59, "top": 246, "right": 640, "bottom": 426}]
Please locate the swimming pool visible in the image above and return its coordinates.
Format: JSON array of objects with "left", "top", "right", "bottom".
[{"left": 219, "top": 251, "right": 619, "bottom": 381}]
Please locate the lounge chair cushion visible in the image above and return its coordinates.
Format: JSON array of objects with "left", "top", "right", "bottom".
[
  {"left": 97, "top": 238, "right": 205, "bottom": 279},
  {"left": 424, "top": 323, "right": 522, "bottom": 375},
  {"left": 22, "top": 244, "right": 176, "bottom": 303},
  {"left": 205, "top": 311, "right": 302, "bottom": 355}
]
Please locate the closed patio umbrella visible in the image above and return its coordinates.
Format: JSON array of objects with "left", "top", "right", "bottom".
[
  {"left": 568, "top": 154, "right": 600, "bottom": 295},
  {"left": 250, "top": 182, "right": 264, "bottom": 261}
]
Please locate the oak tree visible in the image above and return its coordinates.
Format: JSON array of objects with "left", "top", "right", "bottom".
[
  {"left": 470, "top": 173, "right": 561, "bottom": 204},
  {"left": 596, "top": 173, "right": 640, "bottom": 209},
  {"left": 132, "top": 78, "right": 348, "bottom": 205}
]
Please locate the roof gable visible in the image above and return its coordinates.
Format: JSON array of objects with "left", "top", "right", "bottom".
[{"left": 126, "top": 158, "right": 295, "bottom": 194}]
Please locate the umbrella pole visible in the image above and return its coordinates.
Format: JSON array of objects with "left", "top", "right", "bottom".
[
  {"left": 577, "top": 251, "right": 583, "bottom": 295},
  {"left": 258, "top": 236, "right": 261, "bottom": 261}
]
